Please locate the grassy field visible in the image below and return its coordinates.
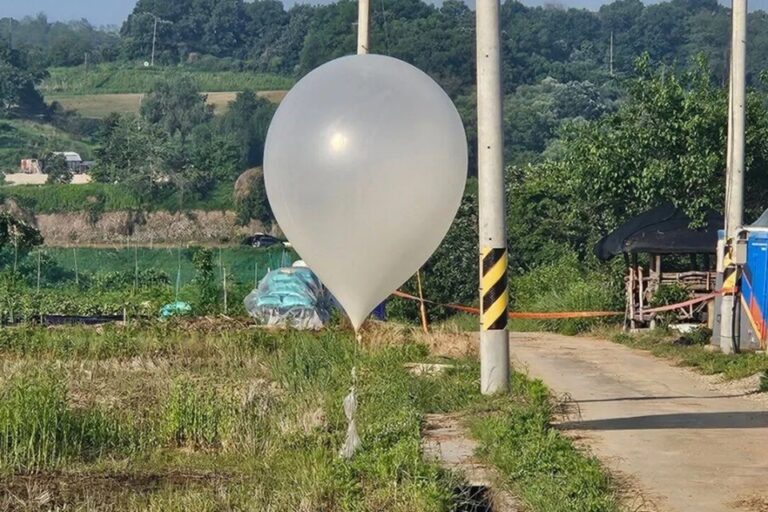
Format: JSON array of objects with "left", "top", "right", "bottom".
[
  {"left": 0, "top": 321, "right": 618, "bottom": 511},
  {"left": 0, "top": 119, "right": 95, "bottom": 173},
  {"left": 46, "top": 90, "right": 287, "bottom": 119},
  {"left": 41, "top": 65, "right": 294, "bottom": 95},
  {"left": 45, "top": 246, "right": 294, "bottom": 288}
]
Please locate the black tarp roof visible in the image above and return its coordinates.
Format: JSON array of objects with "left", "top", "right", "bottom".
[
  {"left": 594, "top": 203, "right": 724, "bottom": 261},
  {"left": 752, "top": 208, "right": 768, "bottom": 227}
]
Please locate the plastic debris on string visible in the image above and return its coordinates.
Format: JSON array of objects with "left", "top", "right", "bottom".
[
  {"left": 340, "top": 367, "right": 361, "bottom": 459},
  {"left": 243, "top": 266, "right": 333, "bottom": 329}
]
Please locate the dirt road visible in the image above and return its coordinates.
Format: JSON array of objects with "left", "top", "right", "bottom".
[{"left": 509, "top": 332, "right": 768, "bottom": 512}]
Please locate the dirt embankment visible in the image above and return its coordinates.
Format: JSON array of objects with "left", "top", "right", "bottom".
[{"left": 34, "top": 210, "right": 272, "bottom": 246}]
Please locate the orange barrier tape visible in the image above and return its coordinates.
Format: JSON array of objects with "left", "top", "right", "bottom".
[
  {"left": 394, "top": 288, "right": 727, "bottom": 320},
  {"left": 392, "top": 290, "right": 623, "bottom": 320}
]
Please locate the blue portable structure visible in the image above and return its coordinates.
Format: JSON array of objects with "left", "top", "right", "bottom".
[
  {"left": 712, "top": 210, "right": 768, "bottom": 351},
  {"left": 734, "top": 211, "right": 768, "bottom": 350},
  {"left": 740, "top": 230, "right": 768, "bottom": 348}
]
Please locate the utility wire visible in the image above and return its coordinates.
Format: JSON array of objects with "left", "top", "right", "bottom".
[{"left": 379, "top": 0, "right": 391, "bottom": 55}]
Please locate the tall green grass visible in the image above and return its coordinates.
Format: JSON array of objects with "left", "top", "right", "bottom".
[
  {"left": 42, "top": 65, "right": 294, "bottom": 95},
  {"left": 510, "top": 253, "right": 623, "bottom": 334},
  {"left": 470, "top": 374, "right": 619, "bottom": 512},
  {"left": 163, "top": 378, "right": 232, "bottom": 449},
  {"left": 0, "top": 371, "right": 135, "bottom": 471}
]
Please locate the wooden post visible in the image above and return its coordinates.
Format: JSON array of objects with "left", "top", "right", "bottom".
[
  {"left": 36, "top": 250, "right": 41, "bottom": 293},
  {"left": 638, "top": 265, "right": 645, "bottom": 323},
  {"left": 73, "top": 247, "right": 79, "bottom": 287},
  {"left": 415, "top": 270, "right": 429, "bottom": 334},
  {"left": 223, "top": 267, "right": 228, "bottom": 315},
  {"left": 628, "top": 265, "right": 635, "bottom": 330}
]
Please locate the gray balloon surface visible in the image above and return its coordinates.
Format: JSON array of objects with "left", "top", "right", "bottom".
[{"left": 264, "top": 54, "right": 468, "bottom": 330}]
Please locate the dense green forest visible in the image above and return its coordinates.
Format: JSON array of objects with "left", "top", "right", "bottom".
[
  {"left": 3, "top": 0, "right": 768, "bottom": 323},
  {"left": 4, "top": 0, "right": 768, "bottom": 91}
]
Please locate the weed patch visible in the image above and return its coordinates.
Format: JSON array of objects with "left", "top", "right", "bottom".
[{"left": 611, "top": 328, "right": 768, "bottom": 380}]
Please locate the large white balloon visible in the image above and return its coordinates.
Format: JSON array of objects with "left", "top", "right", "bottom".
[{"left": 264, "top": 54, "right": 467, "bottom": 330}]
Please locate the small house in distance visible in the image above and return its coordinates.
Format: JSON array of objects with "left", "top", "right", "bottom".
[
  {"left": 594, "top": 203, "right": 723, "bottom": 329},
  {"left": 18, "top": 153, "right": 93, "bottom": 176},
  {"left": 51, "top": 152, "right": 93, "bottom": 173}
]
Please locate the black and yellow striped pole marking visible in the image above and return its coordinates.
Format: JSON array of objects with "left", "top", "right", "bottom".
[{"left": 480, "top": 247, "right": 508, "bottom": 331}]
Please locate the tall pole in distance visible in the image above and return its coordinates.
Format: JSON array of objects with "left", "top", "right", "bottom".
[
  {"left": 151, "top": 15, "right": 158, "bottom": 66},
  {"left": 476, "top": 0, "right": 509, "bottom": 394},
  {"left": 357, "top": 0, "right": 370, "bottom": 55},
  {"left": 720, "top": 0, "right": 747, "bottom": 354}
]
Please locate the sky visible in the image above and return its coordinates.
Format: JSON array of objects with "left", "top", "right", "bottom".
[{"left": 0, "top": 0, "right": 762, "bottom": 27}]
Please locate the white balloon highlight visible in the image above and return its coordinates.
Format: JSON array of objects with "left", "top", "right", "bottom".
[{"left": 264, "top": 54, "right": 467, "bottom": 330}]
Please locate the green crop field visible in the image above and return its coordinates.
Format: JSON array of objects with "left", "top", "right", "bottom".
[
  {"left": 42, "top": 65, "right": 294, "bottom": 95},
  {"left": 45, "top": 245, "right": 295, "bottom": 288}
]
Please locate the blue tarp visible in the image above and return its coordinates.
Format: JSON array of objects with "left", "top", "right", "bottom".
[
  {"left": 244, "top": 267, "right": 331, "bottom": 329},
  {"left": 159, "top": 301, "right": 192, "bottom": 318}
]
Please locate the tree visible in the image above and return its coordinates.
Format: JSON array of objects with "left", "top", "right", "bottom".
[
  {"left": 91, "top": 114, "right": 168, "bottom": 199},
  {"left": 217, "top": 90, "right": 276, "bottom": 168},
  {"left": 0, "top": 41, "right": 47, "bottom": 117},
  {"left": 0, "top": 212, "right": 42, "bottom": 253},
  {"left": 507, "top": 56, "right": 768, "bottom": 268},
  {"left": 140, "top": 76, "right": 212, "bottom": 138},
  {"left": 43, "top": 153, "right": 73, "bottom": 184}
]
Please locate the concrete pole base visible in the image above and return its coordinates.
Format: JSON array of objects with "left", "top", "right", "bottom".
[{"left": 480, "top": 330, "right": 510, "bottom": 394}]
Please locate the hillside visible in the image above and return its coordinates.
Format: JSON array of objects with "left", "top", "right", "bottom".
[{"left": 0, "top": 119, "right": 95, "bottom": 173}]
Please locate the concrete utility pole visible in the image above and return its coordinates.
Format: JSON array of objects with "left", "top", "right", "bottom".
[
  {"left": 720, "top": 0, "right": 748, "bottom": 354},
  {"left": 476, "top": 0, "right": 510, "bottom": 394},
  {"left": 357, "top": 0, "right": 370, "bottom": 55},
  {"left": 151, "top": 15, "right": 158, "bottom": 66},
  {"left": 609, "top": 30, "right": 614, "bottom": 76}
]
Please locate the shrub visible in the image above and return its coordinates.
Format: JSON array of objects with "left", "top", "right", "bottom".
[{"left": 510, "top": 253, "right": 623, "bottom": 334}]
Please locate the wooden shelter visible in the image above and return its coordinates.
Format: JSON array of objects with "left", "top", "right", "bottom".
[{"left": 594, "top": 204, "right": 723, "bottom": 329}]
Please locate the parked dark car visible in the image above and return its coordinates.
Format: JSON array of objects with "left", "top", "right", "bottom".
[{"left": 242, "top": 233, "right": 288, "bottom": 248}]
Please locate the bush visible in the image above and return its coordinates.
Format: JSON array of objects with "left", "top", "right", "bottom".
[
  {"left": 650, "top": 283, "right": 691, "bottom": 326},
  {"left": 510, "top": 253, "right": 623, "bottom": 334}
]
